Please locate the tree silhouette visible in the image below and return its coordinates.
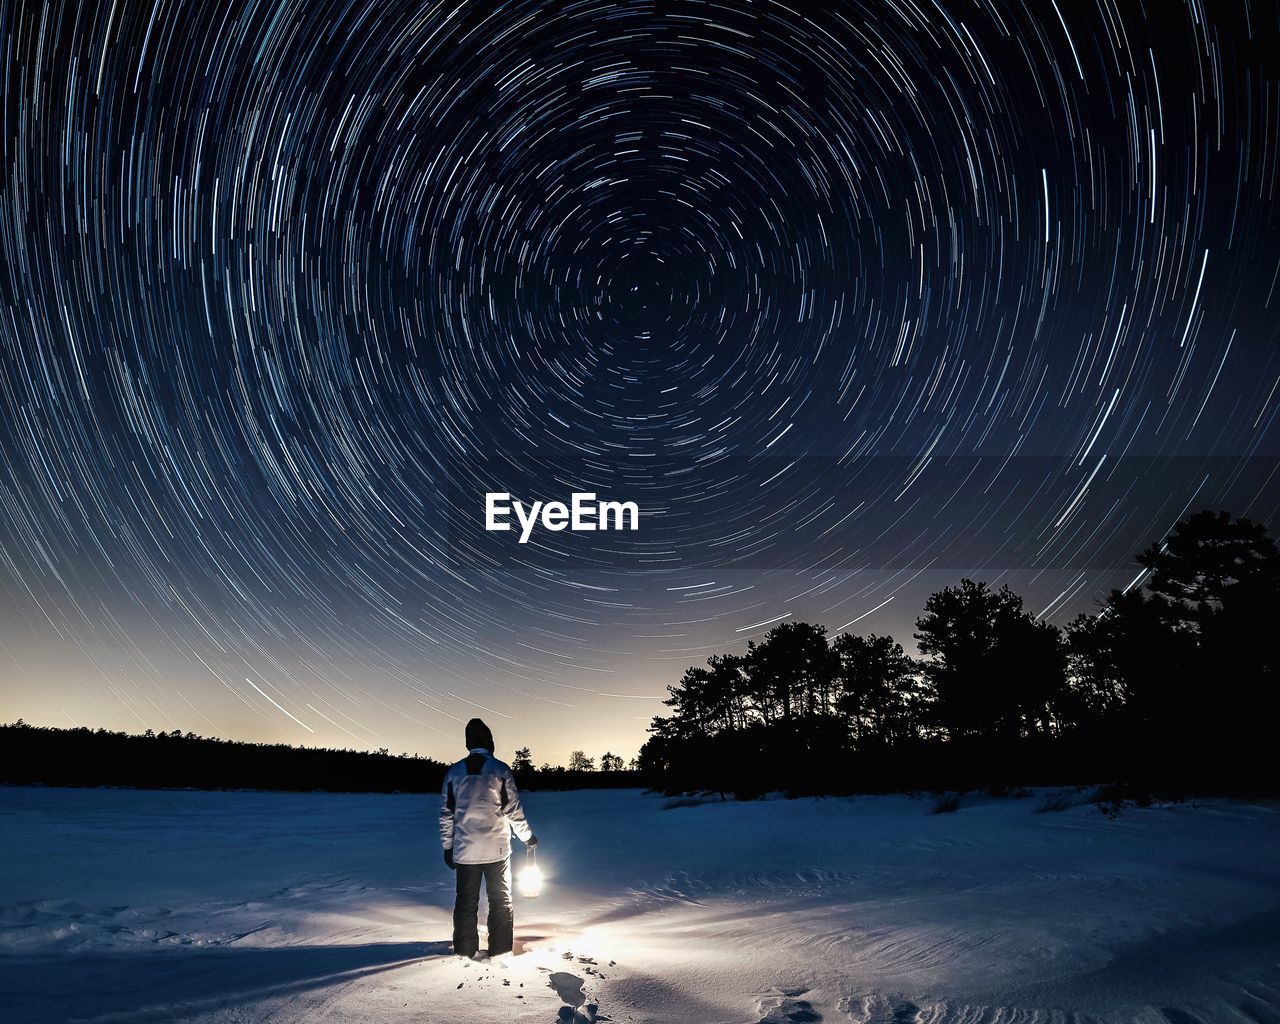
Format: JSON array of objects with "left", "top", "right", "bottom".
[
  {"left": 662, "top": 653, "right": 752, "bottom": 734},
  {"left": 1138, "top": 509, "right": 1280, "bottom": 728},
  {"left": 832, "top": 632, "right": 921, "bottom": 747},
  {"left": 706, "top": 654, "right": 752, "bottom": 730},
  {"left": 1138, "top": 510, "right": 1280, "bottom": 618},
  {"left": 1065, "top": 587, "right": 1194, "bottom": 733},
  {"left": 744, "top": 621, "right": 838, "bottom": 720},
  {"left": 640, "top": 512, "right": 1279, "bottom": 798},
  {"left": 568, "top": 750, "right": 595, "bottom": 771},
  {"left": 915, "top": 579, "right": 1067, "bottom": 742}
]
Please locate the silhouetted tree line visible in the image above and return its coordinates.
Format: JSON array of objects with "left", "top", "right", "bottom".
[
  {"left": 0, "top": 725, "right": 642, "bottom": 793},
  {"left": 638, "top": 510, "right": 1280, "bottom": 799},
  {"left": 0, "top": 723, "right": 450, "bottom": 792},
  {"left": 509, "top": 747, "right": 639, "bottom": 789}
]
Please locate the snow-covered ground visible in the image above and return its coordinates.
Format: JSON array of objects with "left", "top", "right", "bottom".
[{"left": 1, "top": 785, "right": 1278, "bottom": 1024}]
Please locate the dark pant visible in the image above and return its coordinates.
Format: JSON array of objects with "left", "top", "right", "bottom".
[{"left": 453, "top": 858, "right": 513, "bottom": 957}]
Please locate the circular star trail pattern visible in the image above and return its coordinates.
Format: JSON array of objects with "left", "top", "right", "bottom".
[{"left": 0, "top": 0, "right": 1278, "bottom": 757}]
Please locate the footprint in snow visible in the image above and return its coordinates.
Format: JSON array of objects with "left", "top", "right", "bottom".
[
  {"left": 549, "top": 971, "right": 598, "bottom": 1023},
  {"left": 758, "top": 992, "right": 822, "bottom": 1024},
  {"left": 838, "top": 996, "right": 919, "bottom": 1023}
]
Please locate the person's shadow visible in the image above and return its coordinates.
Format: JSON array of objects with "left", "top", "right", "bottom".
[{"left": 0, "top": 940, "right": 452, "bottom": 1024}]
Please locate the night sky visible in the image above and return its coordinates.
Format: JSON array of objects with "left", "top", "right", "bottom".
[{"left": 1, "top": 0, "right": 1278, "bottom": 764}]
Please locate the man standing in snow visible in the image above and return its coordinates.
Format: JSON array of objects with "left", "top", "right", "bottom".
[{"left": 439, "top": 718, "right": 537, "bottom": 958}]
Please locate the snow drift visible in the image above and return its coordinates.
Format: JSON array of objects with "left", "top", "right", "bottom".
[{"left": 1, "top": 786, "right": 1278, "bottom": 1023}]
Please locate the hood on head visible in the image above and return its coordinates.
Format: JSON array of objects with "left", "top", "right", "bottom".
[{"left": 465, "top": 717, "right": 494, "bottom": 753}]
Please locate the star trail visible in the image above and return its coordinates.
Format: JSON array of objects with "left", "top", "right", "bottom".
[{"left": 1, "top": 0, "right": 1278, "bottom": 761}]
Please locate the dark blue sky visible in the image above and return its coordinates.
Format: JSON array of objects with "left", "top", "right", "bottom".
[{"left": 1, "top": 0, "right": 1278, "bottom": 762}]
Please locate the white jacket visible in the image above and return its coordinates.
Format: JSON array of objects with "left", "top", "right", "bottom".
[{"left": 439, "top": 748, "right": 533, "bottom": 864}]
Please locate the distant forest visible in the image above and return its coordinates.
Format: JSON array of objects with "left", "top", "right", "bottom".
[
  {"left": 638, "top": 509, "right": 1279, "bottom": 799},
  {"left": 0, "top": 722, "right": 638, "bottom": 794},
  {"left": 5, "top": 508, "right": 1275, "bottom": 800}
]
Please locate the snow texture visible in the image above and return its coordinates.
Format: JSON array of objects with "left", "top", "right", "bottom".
[{"left": 2, "top": 786, "right": 1278, "bottom": 1023}]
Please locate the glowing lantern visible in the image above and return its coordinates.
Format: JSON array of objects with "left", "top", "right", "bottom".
[{"left": 518, "top": 848, "right": 543, "bottom": 898}]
